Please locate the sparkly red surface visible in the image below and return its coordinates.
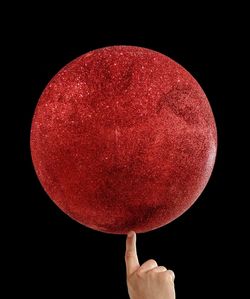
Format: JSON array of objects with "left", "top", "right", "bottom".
[{"left": 30, "top": 46, "right": 217, "bottom": 234}]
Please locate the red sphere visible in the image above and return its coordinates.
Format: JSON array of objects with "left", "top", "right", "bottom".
[{"left": 30, "top": 46, "right": 217, "bottom": 234}]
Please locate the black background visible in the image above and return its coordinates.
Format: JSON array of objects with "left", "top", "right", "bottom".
[{"left": 9, "top": 9, "right": 239, "bottom": 299}]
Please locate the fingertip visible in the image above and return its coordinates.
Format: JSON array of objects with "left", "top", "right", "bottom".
[
  {"left": 127, "top": 231, "right": 135, "bottom": 238},
  {"left": 168, "top": 270, "right": 175, "bottom": 281}
]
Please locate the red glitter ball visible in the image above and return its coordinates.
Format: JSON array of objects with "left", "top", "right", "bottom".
[{"left": 30, "top": 46, "right": 217, "bottom": 234}]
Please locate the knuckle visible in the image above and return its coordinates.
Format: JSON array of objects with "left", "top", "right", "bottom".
[
  {"left": 149, "top": 269, "right": 157, "bottom": 276},
  {"left": 166, "top": 273, "right": 172, "bottom": 280},
  {"left": 150, "top": 266, "right": 160, "bottom": 273},
  {"left": 162, "top": 272, "right": 174, "bottom": 283},
  {"left": 167, "top": 270, "right": 175, "bottom": 281},
  {"left": 125, "top": 250, "right": 134, "bottom": 258},
  {"left": 148, "top": 259, "right": 157, "bottom": 266},
  {"left": 148, "top": 259, "right": 157, "bottom": 264},
  {"left": 136, "top": 269, "right": 144, "bottom": 278}
]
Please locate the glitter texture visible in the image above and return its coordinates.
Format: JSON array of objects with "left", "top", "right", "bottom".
[{"left": 30, "top": 46, "right": 217, "bottom": 234}]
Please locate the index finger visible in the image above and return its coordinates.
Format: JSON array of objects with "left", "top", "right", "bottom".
[{"left": 125, "top": 231, "right": 140, "bottom": 276}]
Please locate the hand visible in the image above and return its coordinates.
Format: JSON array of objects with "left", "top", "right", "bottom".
[{"left": 125, "top": 231, "right": 176, "bottom": 299}]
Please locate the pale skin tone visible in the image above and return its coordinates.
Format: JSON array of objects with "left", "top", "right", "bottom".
[{"left": 125, "top": 231, "right": 176, "bottom": 299}]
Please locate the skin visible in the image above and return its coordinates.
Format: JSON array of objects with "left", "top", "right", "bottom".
[{"left": 125, "top": 231, "right": 175, "bottom": 299}]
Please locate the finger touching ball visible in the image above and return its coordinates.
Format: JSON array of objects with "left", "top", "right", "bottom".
[{"left": 30, "top": 46, "right": 217, "bottom": 234}]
